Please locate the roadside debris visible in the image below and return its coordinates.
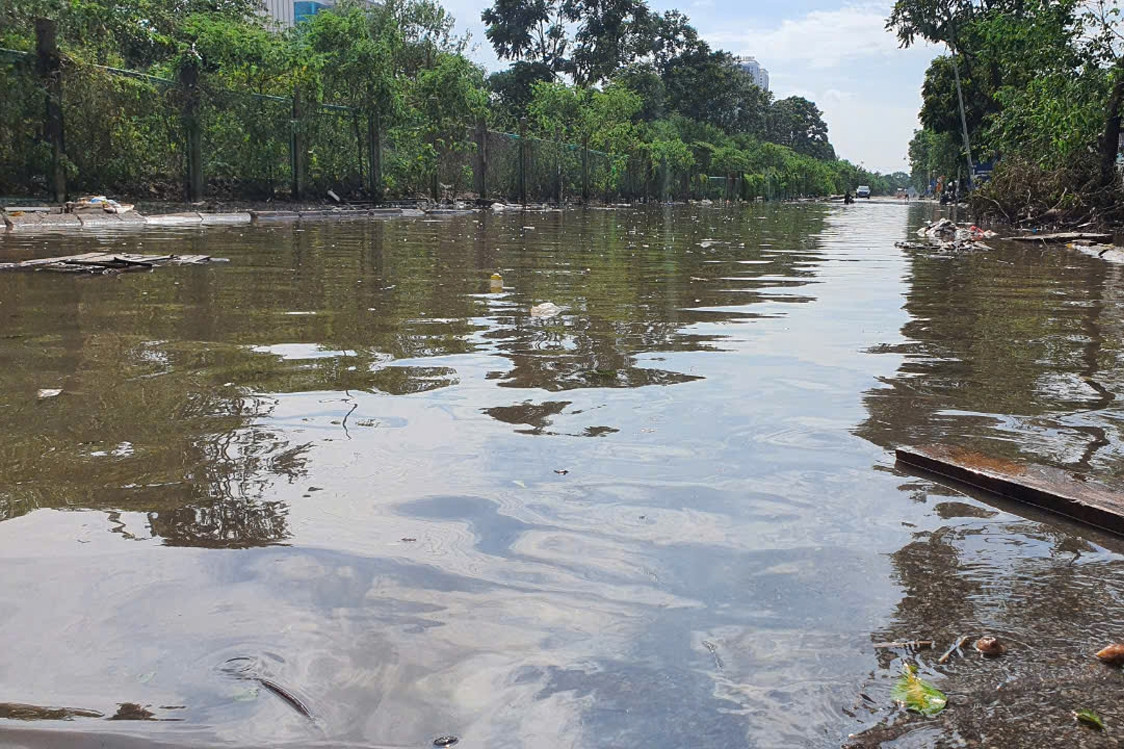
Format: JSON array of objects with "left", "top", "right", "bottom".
[
  {"left": 974, "top": 636, "right": 1006, "bottom": 657},
  {"left": 530, "top": 302, "right": 563, "bottom": 319},
  {"left": 891, "top": 664, "right": 947, "bottom": 716},
  {"left": 66, "top": 195, "right": 134, "bottom": 214},
  {"left": 937, "top": 635, "right": 971, "bottom": 664},
  {"left": 1010, "top": 231, "right": 1111, "bottom": 244},
  {"left": 1095, "top": 643, "right": 1124, "bottom": 665},
  {"left": 872, "top": 640, "right": 933, "bottom": 650},
  {"left": 897, "top": 219, "right": 998, "bottom": 252},
  {"left": 1066, "top": 241, "right": 1124, "bottom": 263},
  {"left": 0, "top": 252, "right": 223, "bottom": 275},
  {"left": 896, "top": 444, "right": 1124, "bottom": 537},
  {"left": 220, "top": 656, "right": 313, "bottom": 721},
  {"left": 37, "top": 388, "right": 62, "bottom": 400},
  {"left": 1075, "top": 708, "right": 1105, "bottom": 730}
]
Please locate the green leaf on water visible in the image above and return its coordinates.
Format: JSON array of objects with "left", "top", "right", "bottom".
[
  {"left": 1075, "top": 709, "right": 1105, "bottom": 730},
  {"left": 891, "top": 663, "right": 947, "bottom": 716}
]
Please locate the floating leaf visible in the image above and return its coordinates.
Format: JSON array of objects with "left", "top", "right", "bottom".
[
  {"left": 1075, "top": 709, "right": 1104, "bottom": 730},
  {"left": 1095, "top": 643, "right": 1124, "bottom": 665},
  {"left": 891, "top": 664, "right": 947, "bottom": 716},
  {"left": 975, "top": 636, "right": 1006, "bottom": 657}
]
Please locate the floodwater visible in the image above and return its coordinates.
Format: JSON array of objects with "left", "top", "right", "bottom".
[{"left": 0, "top": 203, "right": 1123, "bottom": 748}]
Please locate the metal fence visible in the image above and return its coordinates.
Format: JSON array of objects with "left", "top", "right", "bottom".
[{"left": 0, "top": 37, "right": 662, "bottom": 205}]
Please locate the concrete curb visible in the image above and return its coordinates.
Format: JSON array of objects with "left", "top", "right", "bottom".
[
  {"left": 145, "top": 212, "right": 203, "bottom": 226},
  {"left": 1, "top": 206, "right": 479, "bottom": 233},
  {"left": 200, "top": 212, "right": 252, "bottom": 226},
  {"left": 4, "top": 212, "right": 81, "bottom": 231},
  {"left": 76, "top": 212, "right": 147, "bottom": 228}
]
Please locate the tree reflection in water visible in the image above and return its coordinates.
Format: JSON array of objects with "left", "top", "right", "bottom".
[
  {"left": 851, "top": 215, "right": 1124, "bottom": 747},
  {"left": 0, "top": 206, "right": 830, "bottom": 549}
]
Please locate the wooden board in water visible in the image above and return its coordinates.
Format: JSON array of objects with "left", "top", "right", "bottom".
[
  {"left": 0, "top": 252, "right": 216, "bottom": 273},
  {"left": 896, "top": 444, "right": 1124, "bottom": 536}
]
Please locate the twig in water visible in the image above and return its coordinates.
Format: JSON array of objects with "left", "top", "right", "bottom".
[{"left": 938, "top": 635, "right": 972, "bottom": 664}]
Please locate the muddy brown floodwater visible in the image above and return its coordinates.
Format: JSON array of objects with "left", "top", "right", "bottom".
[{"left": 1, "top": 203, "right": 1124, "bottom": 748}]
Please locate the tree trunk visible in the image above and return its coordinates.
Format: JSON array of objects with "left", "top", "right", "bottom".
[{"left": 1099, "top": 61, "right": 1124, "bottom": 192}]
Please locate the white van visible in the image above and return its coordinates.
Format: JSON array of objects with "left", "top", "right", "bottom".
[{"left": 856, "top": 185, "right": 871, "bottom": 198}]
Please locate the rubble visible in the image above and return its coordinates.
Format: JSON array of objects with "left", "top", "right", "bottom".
[{"left": 896, "top": 219, "right": 998, "bottom": 252}]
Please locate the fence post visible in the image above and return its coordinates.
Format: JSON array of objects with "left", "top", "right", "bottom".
[
  {"left": 178, "top": 58, "right": 204, "bottom": 202},
  {"left": 660, "top": 155, "right": 669, "bottom": 203},
  {"left": 35, "top": 19, "right": 66, "bottom": 203},
  {"left": 473, "top": 118, "right": 487, "bottom": 201},
  {"left": 427, "top": 95, "right": 439, "bottom": 203},
  {"left": 518, "top": 117, "right": 527, "bottom": 206},
  {"left": 290, "top": 86, "right": 304, "bottom": 200},
  {"left": 581, "top": 135, "right": 590, "bottom": 203},
  {"left": 367, "top": 110, "right": 381, "bottom": 201}
]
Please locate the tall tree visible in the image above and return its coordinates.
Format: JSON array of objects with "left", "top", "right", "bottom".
[
  {"left": 768, "top": 97, "right": 834, "bottom": 160},
  {"left": 481, "top": 0, "right": 651, "bottom": 84}
]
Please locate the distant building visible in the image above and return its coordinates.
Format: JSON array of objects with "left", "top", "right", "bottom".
[
  {"left": 262, "top": 0, "right": 333, "bottom": 26},
  {"left": 734, "top": 56, "right": 769, "bottom": 92}
]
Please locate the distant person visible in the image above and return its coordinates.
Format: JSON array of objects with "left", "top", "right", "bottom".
[{"left": 844, "top": 191, "right": 854, "bottom": 204}]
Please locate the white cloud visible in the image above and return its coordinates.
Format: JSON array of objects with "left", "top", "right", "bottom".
[
  {"left": 822, "top": 89, "right": 856, "bottom": 102},
  {"left": 707, "top": 3, "right": 933, "bottom": 69}
]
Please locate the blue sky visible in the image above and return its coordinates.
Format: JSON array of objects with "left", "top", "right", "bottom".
[{"left": 441, "top": 0, "right": 939, "bottom": 173}]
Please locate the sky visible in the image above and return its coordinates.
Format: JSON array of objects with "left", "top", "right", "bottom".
[{"left": 438, "top": 0, "right": 940, "bottom": 174}]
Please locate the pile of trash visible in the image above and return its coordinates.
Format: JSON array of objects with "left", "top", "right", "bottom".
[
  {"left": 65, "top": 195, "right": 134, "bottom": 215},
  {"left": 896, "top": 219, "right": 998, "bottom": 252}
]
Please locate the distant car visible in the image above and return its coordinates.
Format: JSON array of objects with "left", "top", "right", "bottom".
[{"left": 856, "top": 185, "right": 871, "bottom": 198}]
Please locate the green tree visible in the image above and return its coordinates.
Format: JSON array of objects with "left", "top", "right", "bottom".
[
  {"left": 482, "top": 0, "right": 651, "bottom": 84},
  {"left": 768, "top": 97, "right": 834, "bottom": 160}
]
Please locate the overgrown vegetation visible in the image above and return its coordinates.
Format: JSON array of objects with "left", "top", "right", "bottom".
[
  {"left": 0, "top": 0, "right": 895, "bottom": 201},
  {"left": 891, "top": 0, "right": 1124, "bottom": 225}
]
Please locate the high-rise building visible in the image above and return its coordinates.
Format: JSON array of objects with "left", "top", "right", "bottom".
[
  {"left": 734, "top": 56, "right": 769, "bottom": 92},
  {"left": 262, "top": 0, "right": 333, "bottom": 27}
]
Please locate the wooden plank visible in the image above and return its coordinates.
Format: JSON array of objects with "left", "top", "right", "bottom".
[
  {"left": 0, "top": 252, "right": 105, "bottom": 271},
  {"left": 0, "top": 252, "right": 216, "bottom": 272},
  {"left": 896, "top": 444, "right": 1124, "bottom": 535},
  {"left": 1010, "top": 232, "right": 1112, "bottom": 244}
]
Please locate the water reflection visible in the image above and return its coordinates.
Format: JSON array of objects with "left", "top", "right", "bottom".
[
  {"left": 10, "top": 203, "right": 1124, "bottom": 747},
  {"left": 0, "top": 207, "right": 829, "bottom": 550},
  {"left": 857, "top": 218, "right": 1124, "bottom": 479},
  {"left": 849, "top": 206, "right": 1124, "bottom": 747}
]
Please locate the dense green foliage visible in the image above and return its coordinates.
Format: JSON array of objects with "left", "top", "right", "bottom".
[
  {"left": 0, "top": 0, "right": 892, "bottom": 201},
  {"left": 891, "top": 0, "right": 1124, "bottom": 221}
]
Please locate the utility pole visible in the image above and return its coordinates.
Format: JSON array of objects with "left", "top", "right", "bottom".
[
  {"left": 179, "top": 56, "right": 204, "bottom": 202},
  {"left": 949, "top": 42, "right": 974, "bottom": 190}
]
